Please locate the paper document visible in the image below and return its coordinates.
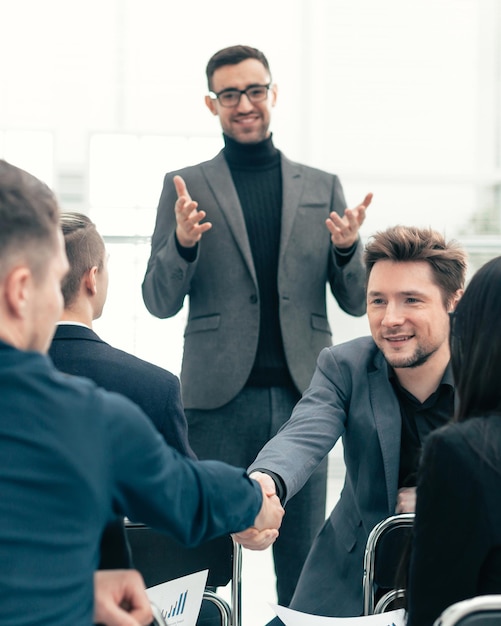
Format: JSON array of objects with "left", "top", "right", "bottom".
[
  {"left": 271, "top": 604, "right": 405, "bottom": 626},
  {"left": 146, "top": 569, "right": 209, "bottom": 626}
]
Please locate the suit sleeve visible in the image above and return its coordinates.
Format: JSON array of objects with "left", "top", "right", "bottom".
[
  {"left": 326, "top": 175, "right": 366, "bottom": 317},
  {"left": 142, "top": 172, "right": 198, "bottom": 318},
  {"left": 160, "top": 374, "right": 197, "bottom": 460},
  {"left": 248, "top": 346, "right": 348, "bottom": 502},
  {"left": 406, "top": 430, "right": 491, "bottom": 626},
  {"left": 102, "top": 390, "right": 262, "bottom": 546}
]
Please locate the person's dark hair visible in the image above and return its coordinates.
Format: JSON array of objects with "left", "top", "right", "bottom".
[
  {"left": 364, "top": 225, "right": 467, "bottom": 308},
  {"left": 206, "top": 45, "right": 271, "bottom": 90},
  {"left": 450, "top": 255, "right": 501, "bottom": 421},
  {"left": 0, "top": 159, "right": 60, "bottom": 282},
  {"left": 59, "top": 212, "right": 105, "bottom": 308}
]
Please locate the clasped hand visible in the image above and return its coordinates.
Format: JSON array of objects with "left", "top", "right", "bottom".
[
  {"left": 233, "top": 472, "right": 284, "bottom": 551},
  {"left": 395, "top": 486, "right": 416, "bottom": 514}
]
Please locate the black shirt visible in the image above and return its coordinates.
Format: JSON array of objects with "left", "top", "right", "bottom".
[{"left": 390, "top": 364, "right": 455, "bottom": 488}]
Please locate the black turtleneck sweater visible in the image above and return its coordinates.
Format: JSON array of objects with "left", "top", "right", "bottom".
[{"left": 222, "top": 133, "right": 292, "bottom": 388}]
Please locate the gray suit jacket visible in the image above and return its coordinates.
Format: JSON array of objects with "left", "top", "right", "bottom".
[
  {"left": 142, "top": 150, "right": 366, "bottom": 410},
  {"left": 248, "top": 336, "right": 404, "bottom": 616}
]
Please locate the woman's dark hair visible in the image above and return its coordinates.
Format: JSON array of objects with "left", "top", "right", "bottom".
[{"left": 450, "top": 255, "right": 501, "bottom": 421}]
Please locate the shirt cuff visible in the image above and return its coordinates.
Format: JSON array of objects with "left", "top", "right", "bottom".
[
  {"left": 334, "top": 241, "right": 357, "bottom": 266},
  {"left": 175, "top": 232, "right": 198, "bottom": 262},
  {"left": 250, "top": 468, "right": 287, "bottom": 504}
]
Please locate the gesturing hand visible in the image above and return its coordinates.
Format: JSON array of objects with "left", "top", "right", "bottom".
[
  {"left": 325, "top": 192, "right": 373, "bottom": 249},
  {"left": 174, "top": 175, "right": 212, "bottom": 248}
]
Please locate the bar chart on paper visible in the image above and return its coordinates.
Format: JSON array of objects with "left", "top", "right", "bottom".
[
  {"left": 166, "top": 590, "right": 188, "bottom": 618},
  {"left": 146, "top": 569, "right": 208, "bottom": 626}
]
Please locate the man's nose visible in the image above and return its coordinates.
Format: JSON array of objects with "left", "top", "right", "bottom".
[
  {"left": 235, "top": 92, "right": 254, "bottom": 112},
  {"left": 382, "top": 303, "right": 404, "bottom": 326}
]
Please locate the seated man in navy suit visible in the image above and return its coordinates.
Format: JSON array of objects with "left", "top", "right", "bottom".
[
  {"left": 50, "top": 212, "right": 195, "bottom": 465},
  {"left": 50, "top": 212, "right": 221, "bottom": 625},
  {"left": 0, "top": 158, "right": 284, "bottom": 626}
]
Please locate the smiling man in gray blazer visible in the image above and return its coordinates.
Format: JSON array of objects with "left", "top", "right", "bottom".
[
  {"left": 243, "top": 225, "right": 468, "bottom": 621},
  {"left": 142, "top": 44, "right": 372, "bottom": 605}
]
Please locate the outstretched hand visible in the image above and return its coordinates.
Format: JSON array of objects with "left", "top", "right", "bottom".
[
  {"left": 325, "top": 192, "right": 373, "bottom": 249},
  {"left": 233, "top": 473, "right": 284, "bottom": 551},
  {"left": 174, "top": 175, "right": 212, "bottom": 248}
]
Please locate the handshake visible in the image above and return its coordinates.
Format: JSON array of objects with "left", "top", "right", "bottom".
[{"left": 233, "top": 471, "right": 285, "bottom": 550}]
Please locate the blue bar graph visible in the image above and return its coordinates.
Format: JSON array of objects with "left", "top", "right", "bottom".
[{"left": 167, "top": 590, "right": 188, "bottom": 617}]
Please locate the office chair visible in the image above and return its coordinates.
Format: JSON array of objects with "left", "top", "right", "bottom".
[
  {"left": 433, "top": 595, "right": 501, "bottom": 626},
  {"left": 363, "top": 512, "right": 415, "bottom": 615},
  {"left": 125, "top": 521, "right": 241, "bottom": 626}
]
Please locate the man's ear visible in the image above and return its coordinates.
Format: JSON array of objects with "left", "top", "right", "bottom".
[
  {"left": 270, "top": 83, "right": 278, "bottom": 107},
  {"left": 83, "top": 267, "right": 99, "bottom": 296},
  {"left": 205, "top": 95, "right": 218, "bottom": 116},
  {"left": 5, "top": 266, "right": 32, "bottom": 318},
  {"left": 448, "top": 289, "right": 464, "bottom": 312}
]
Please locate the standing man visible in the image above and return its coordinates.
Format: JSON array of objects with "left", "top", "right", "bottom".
[
  {"left": 142, "top": 44, "right": 372, "bottom": 604},
  {"left": 242, "top": 225, "right": 467, "bottom": 620}
]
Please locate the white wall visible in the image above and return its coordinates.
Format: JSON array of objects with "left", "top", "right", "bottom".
[{"left": 1, "top": 0, "right": 500, "bottom": 372}]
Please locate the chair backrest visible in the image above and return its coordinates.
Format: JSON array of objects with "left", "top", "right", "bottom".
[
  {"left": 433, "top": 595, "right": 501, "bottom": 626},
  {"left": 125, "top": 522, "right": 241, "bottom": 626},
  {"left": 363, "top": 513, "right": 415, "bottom": 615}
]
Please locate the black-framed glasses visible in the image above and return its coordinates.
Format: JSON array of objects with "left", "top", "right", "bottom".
[{"left": 209, "top": 84, "right": 271, "bottom": 108}]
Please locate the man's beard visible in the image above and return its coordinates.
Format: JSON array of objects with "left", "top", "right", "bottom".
[{"left": 384, "top": 344, "right": 438, "bottom": 369}]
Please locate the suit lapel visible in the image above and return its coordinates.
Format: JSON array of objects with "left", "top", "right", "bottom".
[
  {"left": 279, "top": 155, "right": 303, "bottom": 256},
  {"left": 368, "top": 352, "right": 402, "bottom": 512},
  {"left": 201, "top": 152, "right": 257, "bottom": 285}
]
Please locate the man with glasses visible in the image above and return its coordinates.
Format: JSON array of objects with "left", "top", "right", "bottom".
[{"left": 143, "top": 44, "right": 372, "bottom": 606}]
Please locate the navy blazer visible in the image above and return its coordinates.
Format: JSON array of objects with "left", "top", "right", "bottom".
[
  {"left": 49, "top": 323, "right": 196, "bottom": 568},
  {"left": 49, "top": 324, "right": 195, "bottom": 459},
  {"left": 0, "top": 339, "right": 262, "bottom": 625}
]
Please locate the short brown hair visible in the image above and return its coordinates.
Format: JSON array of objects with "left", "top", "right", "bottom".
[
  {"left": 60, "top": 212, "right": 105, "bottom": 308},
  {"left": 364, "top": 225, "right": 467, "bottom": 307},
  {"left": 0, "top": 159, "right": 59, "bottom": 283},
  {"left": 206, "top": 45, "right": 271, "bottom": 90}
]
